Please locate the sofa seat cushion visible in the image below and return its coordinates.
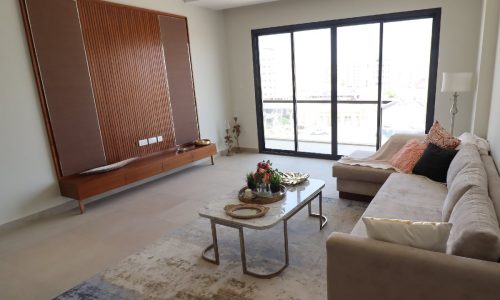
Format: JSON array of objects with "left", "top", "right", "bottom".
[
  {"left": 352, "top": 173, "right": 447, "bottom": 237},
  {"left": 337, "top": 179, "right": 382, "bottom": 197},
  {"left": 332, "top": 162, "right": 394, "bottom": 184}
]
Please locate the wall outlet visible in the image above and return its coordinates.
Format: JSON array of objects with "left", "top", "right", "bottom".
[
  {"left": 138, "top": 139, "right": 148, "bottom": 147},
  {"left": 157, "top": 135, "right": 163, "bottom": 142},
  {"left": 148, "top": 137, "right": 158, "bottom": 144}
]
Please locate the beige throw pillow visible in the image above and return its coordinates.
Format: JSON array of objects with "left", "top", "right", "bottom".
[{"left": 363, "top": 217, "right": 452, "bottom": 253}]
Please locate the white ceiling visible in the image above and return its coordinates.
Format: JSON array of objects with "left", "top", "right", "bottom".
[{"left": 183, "top": 0, "right": 281, "bottom": 10}]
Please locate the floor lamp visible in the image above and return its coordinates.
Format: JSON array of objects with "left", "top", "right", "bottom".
[{"left": 441, "top": 72, "right": 473, "bottom": 135}]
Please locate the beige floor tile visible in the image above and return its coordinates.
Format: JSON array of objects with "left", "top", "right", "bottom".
[{"left": 0, "top": 153, "right": 337, "bottom": 299}]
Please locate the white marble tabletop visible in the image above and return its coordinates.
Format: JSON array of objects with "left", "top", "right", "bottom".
[{"left": 198, "top": 178, "right": 325, "bottom": 229}]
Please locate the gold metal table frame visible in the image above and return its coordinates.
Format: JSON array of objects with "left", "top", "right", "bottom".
[{"left": 201, "top": 190, "right": 327, "bottom": 279}]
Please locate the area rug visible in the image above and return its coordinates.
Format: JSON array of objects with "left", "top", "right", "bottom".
[{"left": 56, "top": 198, "right": 367, "bottom": 300}]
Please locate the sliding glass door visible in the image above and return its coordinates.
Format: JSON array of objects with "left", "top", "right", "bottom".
[
  {"left": 295, "top": 29, "right": 332, "bottom": 154},
  {"left": 253, "top": 9, "right": 440, "bottom": 159},
  {"left": 258, "top": 29, "right": 332, "bottom": 154},
  {"left": 336, "top": 23, "right": 380, "bottom": 156},
  {"left": 259, "top": 33, "right": 295, "bottom": 151},
  {"left": 380, "top": 18, "right": 434, "bottom": 145}
]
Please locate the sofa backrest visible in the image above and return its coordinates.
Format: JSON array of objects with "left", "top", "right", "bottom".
[
  {"left": 447, "top": 186, "right": 500, "bottom": 262},
  {"left": 442, "top": 162, "right": 487, "bottom": 222},
  {"left": 481, "top": 155, "right": 500, "bottom": 224},
  {"left": 447, "top": 144, "right": 482, "bottom": 187},
  {"left": 444, "top": 145, "right": 500, "bottom": 261}
]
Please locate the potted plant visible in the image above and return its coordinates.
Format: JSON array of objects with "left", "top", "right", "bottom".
[
  {"left": 246, "top": 172, "right": 256, "bottom": 190},
  {"left": 269, "top": 171, "right": 282, "bottom": 193}
]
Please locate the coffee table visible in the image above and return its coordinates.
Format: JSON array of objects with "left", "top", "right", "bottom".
[{"left": 198, "top": 178, "right": 326, "bottom": 278}]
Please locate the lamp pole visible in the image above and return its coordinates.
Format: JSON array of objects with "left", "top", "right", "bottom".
[{"left": 450, "top": 92, "right": 459, "bottom": 136}]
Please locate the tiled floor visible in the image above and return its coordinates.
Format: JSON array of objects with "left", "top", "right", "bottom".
[{"left": 0, "top": 153, "right": 337, "bottom": 299}]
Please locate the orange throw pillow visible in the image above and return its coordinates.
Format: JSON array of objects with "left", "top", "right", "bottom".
[
  {"left": 390, "top": 139, "right": 428, "bottom": 173},
  {"left": 426, "top": 121, "right": 461, "bottom": 150}
]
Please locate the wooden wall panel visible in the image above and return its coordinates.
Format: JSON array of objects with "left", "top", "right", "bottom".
[
  {"left": 24, "top": 0, "right": 107, "bottom": 176},
  {"left": 77, "top": 0, "right": 176, "bottom": 163},
  {"left": 159, "top": 16, "right": 200, "bottom": 146}
]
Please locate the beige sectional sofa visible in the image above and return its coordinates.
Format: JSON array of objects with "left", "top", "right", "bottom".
[{"left": 327, "top": 140, "right": 500, "bottom": 300}]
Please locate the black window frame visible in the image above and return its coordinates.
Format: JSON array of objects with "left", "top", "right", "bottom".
[{"left": 251, "top": 8, "right": 441, "bottom": 160}]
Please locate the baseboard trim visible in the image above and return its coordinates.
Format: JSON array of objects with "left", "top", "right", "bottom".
[
  {"left": 0, "top": 200, "right": 79, "bottom": 235},
  {"left": 0, "top": 149, "right": 262, "bottom": 233},
  {"left": 238, "top": 147, "right": 259, "bottom": 153},
  {"left": 0, "top": 156, "right": 218, "bottom": 233}
]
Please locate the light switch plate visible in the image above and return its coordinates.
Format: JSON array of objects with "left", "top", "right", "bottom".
[
  {"left": 138, "top": 139, "right": 148, "bottom": 147},
  {"left": 148, "top": 137, "right": 158, "bottom": 144},
  {"left": 157, "top": 135, "right": 163, "bottom": 142}
]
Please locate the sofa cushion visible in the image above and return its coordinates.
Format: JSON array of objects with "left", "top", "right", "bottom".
[
  {"left": 337, "top": 179, "right": 382, "bottom": 197},
  {"left": 425, "top": 120, "right": 461, "bottom": 150},
  {"left": 447, "top": 186, "right": 500, "bottom": 261},
  {"left": 481, "top": 155, "right": 500, "bottom": 222},
  {"left": 363, "top": 217, "right": 452, "bottom": 252},
  {"left": 447, "top": 144, "right": 482, "bottom": 187},
  {"left": 389, "top": 139, "right": 428, "bottom": 173},
  {"left": 332, "top": 162, "right": 394, "bottom": 184},
  {"left": 352, "top": 173, "right": 446, "bottom": 237},
  {"left": 442, "top": 162, "right": 487, "bottom": 222},
  {"left": 413, "top": 143, "right": 458, "bottom": 183}
]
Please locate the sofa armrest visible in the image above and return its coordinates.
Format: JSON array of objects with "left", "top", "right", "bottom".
[{"left": 327, "top": 232, "right": 500, "bottom": 300}]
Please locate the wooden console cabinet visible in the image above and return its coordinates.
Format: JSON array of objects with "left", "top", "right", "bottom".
[
  {"left": 60, "top": 144, "right": 217, "bottom": 213},
  {"left": 20, "top": 0, "right": 214, "bottom": 213}
]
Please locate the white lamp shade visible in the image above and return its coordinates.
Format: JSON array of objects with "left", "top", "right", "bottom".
[{"left": 441, "top": 72, "right": 473, "bottom": 92}]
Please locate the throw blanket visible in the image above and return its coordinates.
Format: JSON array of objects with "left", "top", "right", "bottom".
[{"left": 337, "top": 134, "right": 427, "bottom": 170}]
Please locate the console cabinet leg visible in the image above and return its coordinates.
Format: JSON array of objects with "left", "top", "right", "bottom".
[
  {"left": 78, "top": 200, "right": 85, "bottom": 214},
  {"left": 210, "top": 155, "right": 214, "bottom": 165}
]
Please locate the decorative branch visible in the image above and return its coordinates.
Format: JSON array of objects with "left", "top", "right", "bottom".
[{"left": 232, "top": 117, "right": 241, "bottom": 153}]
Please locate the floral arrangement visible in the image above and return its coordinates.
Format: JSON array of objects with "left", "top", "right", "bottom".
[
  {"left": 232, "top": 117, "right": 241, "bottom": 152},
  {"left": 224, "top": 117, "right": 241, "bottom": 156},
  {"left": 224, "top": 128, "right": 233, "bottom": 156},
  {"left": 246, "top": 160, "right": 282, "bottom": 193}
]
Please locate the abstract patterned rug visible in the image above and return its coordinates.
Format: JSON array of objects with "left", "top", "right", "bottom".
[{"left": 56, "top": 198, "right": 367, "bottom": 300}]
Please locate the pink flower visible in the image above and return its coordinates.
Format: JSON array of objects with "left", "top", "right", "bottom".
[{"left": 263, "top": 173, "right": 270, "bottom": 184}]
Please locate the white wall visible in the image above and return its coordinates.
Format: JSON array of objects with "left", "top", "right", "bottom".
[
  {"left": 471, "top": 0, "right": 500, "bottom": 138},
  {"left": 224, "top": 0, "right": 483, "bottom": 149},
  {"left": 487, "top": 2, "right": 500, "bottom": 164},
  {"left": 0, "top": 0, "right": 231, "bottom": 226}
]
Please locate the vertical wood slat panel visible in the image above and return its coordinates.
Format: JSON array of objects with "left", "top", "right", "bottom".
[{"left": 77, "top": 0, "right": 176, "bottom": 163}]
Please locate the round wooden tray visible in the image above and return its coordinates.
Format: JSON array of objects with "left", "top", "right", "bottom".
[
  {"left": 238, "top": 185, "right": 286, "bottom": 204},
  {"left": 224, "top": 203, "right": 269, "bottom": 219}
]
